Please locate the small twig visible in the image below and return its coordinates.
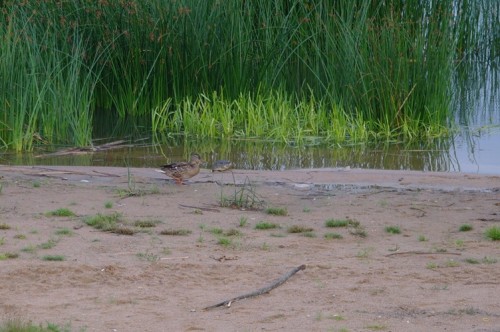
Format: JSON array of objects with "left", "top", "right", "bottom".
[
  {"left": 204, "top": 264, "right": 306, "bottom": 310},
  {"left": 385, "top": 251, "right": 462, "bottom": 257},
  {"left": 178, "top": 204, "right": 220, "bottom": 212}
]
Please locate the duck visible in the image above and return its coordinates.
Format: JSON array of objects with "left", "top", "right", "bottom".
[
  {"left": 211, "top": 160, "right": 233, "bottom": 172},
  {"left": 159, "top": 153, "right": 203, "bottom": 185}
]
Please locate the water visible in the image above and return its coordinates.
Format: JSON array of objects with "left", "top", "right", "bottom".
[{"left": 1, "top": 128, "right": 499, "bottom": 174}]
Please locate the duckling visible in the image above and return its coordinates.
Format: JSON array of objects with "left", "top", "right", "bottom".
[
  {"left": 211, "top": 160, "right": 233, "bottom": 172},
  {"left": 159, "top": 153, "right": 203, "bottom": 185}
]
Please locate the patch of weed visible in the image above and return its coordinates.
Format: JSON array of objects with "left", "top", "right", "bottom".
[
  {"left": 225, "top": 228, "right": 242, "bottom": 237},
  {"left": 366, "top": 324, "right": 387, "bottom": 331},
  {"left": 111, "top": 227, "right": 136, "bottom": 235},
  {"left": 104, "top": 201, "right": 113, "bottom": 209},
  {"left": 21, "top": 245, "right": 37, "bottom": 253},
  {"left": 42, "top": 255, "right": 65, "bottom": 261},
  {"left": 287, "top": 225, "right": 314, "bottom": 233},
  {"left": 45, "top": 208, "right": 75, "bottom": 217},
  {"left": 485, "top": 226, "right": 500, "bottom": 241},
  {"left": 134, "top": 220, "right": 160, "bottom": 228},
  {"left": 136, "top": 252, "right": 159, "bottom": 262},
  {"left": 0, "top": 223, "right": 10, "bottom": 230},
  {"left": 426, "top": 262, "right": 438, "bottom": 269},
  {"left": 482, "top": 256, "right": 497, "bottom": 264},
  {"left": 325, "top": 219, "right": 350, "bottom": 228},
  {"left": 33, "top": 181, "right": 41, "bottom": 188},
  {"left": 270, "top": 233, "right": 286, "bottom": 237},
  {"left": 84, "top": 212, "right": 122, "bottom": 231},
  {"left": 459, "top": 224, "right": 473, "bottom": 232},
  {"left": 219, "top": 177, "right": 265, "bottom": 210},
  {"left": 0, "top": 319, "right": 71, "bottom": 332},
  {"left": 238, "top": 217, "right": 248, "bottom": 227},
  {"left": 0, "top": 252, "right": 18, "bottom": 260},
  {"left": 14, "top": 234, "right": 26, "bottom": 240},
  {"left": 302, "top": 207, "right": 311, "bottom": 213},
  {"left": 39, "top": 239, "right": 58, "bottom": 249},
  {"left": 255, "top": 221, "right": 279, "bottom": 230},
  {"left": 301, "top": 231, "right": 316, "bottom": 238},
  {"left": 159, "top": 229, "right": 192, "bottom": 236},
  {"left": 210, "top": 227, "right": 223, "bottom": 235},
  {"left": 217, "top": 237, "right": 232, "bottom": 247},
  {"left": 55, "top": 228, "right": 73, "bottom": 236},
  {"left": 324, "top": 233, "right": 343, "bottom": 239},
  {"left": 445, "top": 259, "right": 460, "bottom": 267},
  {"left": 356, "top": 247, "right": 374, "bottom": 259},
  {"left": 265, "top": 207, "right": 287, "bottom": 216},
  {"left": 0, "top": 237, "right": 4, "bottom": 245},
  {"left": 464, "top": 258, "right": 480, "bottom": 264},
  {"left": 418, "top": 235, "right": 428, "bottom": 242},
  {"left": 385, "top": 226, "right": 401, "bottom": 234}
]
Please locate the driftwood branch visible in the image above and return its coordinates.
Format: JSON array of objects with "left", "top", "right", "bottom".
[{"left": 204, "top": 264, "right": 306, "bottom": 310}]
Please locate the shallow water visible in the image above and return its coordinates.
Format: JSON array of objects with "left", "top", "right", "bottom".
[{"left": 2, "top": 127, "right": 499, "bottom": 175}]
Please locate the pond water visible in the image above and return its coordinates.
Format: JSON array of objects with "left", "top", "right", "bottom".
[{"left": 1, "top": 127, "right": 499, "bottom": 175}]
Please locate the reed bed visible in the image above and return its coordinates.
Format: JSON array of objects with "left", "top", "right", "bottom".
[{"left": 0, "top": 0, "right": 497, "bottom": 151}]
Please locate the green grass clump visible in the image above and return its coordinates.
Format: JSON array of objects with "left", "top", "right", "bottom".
[
  {"left": 459, "top": 224, "right": 473, "bottom": 232},
  {"left": 324, "top": 233, "right": 343, "bottom": 240},
  {"left": 0, "top": 223, "right": 10, "bottom": 230},
  {"left": 255, "top": 222, "right": 279, "bottom": 230},
  {"left": 159, "top": 229, "right": 192, "bottom": 236},
  {"left": 287, "top": 225, "right": 314, "bottom": 234},
  {"left": 0, "top": 252, "right": 19, "bottom": 260},
  {"left": 265, "top": 207, "right": 288, "bottom": 216},
  {"left": 485, "top": 227, "right": 500, "bottom": 241},
  {"left": 385, "top": 226, "right": 401, "bottom": 234},
  {"left": 45, "top": 208, "right": 75, "bottom": 217},
  {"left": 134, "top": 220, "right": 160, "bottom": 228},
  {"left": 84, "top": 212, "right": 122, "bottom": 231},
  {"left": 224, "top": 228, "right": 242, "bottom": 237},
  {"left": 0, "top": 319, "right": 71, "bottom": 332},
  {"left": 217, "top": 237, "right": 232, "bottom": 247},
  {"left": 325, "top": 219, "right": 350, "bottom": 228},
  {"left": 39, "top": 239, "right": 58, "bottom": 249},
  {"left": 104, "top": 201, "right": 113, "bottom": 209},
  {"left": 55, "top": 228, "right": 73, "bottom": 236},
  {"left": 42, "top": 255, "right": 65, "bottom": 261}
]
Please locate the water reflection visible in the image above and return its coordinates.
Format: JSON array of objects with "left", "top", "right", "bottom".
[{"left": 3, "top": 135, "right": 496, "bottom": 174}]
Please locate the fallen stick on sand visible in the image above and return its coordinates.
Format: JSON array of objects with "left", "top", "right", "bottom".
[{"left": 204, "top": 264, "right": 306, "bottom": 310}]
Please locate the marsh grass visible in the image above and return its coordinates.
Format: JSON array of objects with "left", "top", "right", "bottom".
[{"left": 4, "top": 1, "right": 494, "bottom": 150}]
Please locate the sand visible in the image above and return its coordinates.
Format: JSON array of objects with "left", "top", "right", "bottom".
[{"left": 0, "top": 165, "right": 499, "bottom": 332}]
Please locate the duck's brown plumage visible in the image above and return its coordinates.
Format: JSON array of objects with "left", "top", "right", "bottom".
[{"left": 160, "top": 153, "right": 203, "bottom": 184}]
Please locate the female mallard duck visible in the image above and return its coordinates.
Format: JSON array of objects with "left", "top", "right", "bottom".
[
  {"left": 159, "top": 153, "right": 203, "bottom": 185},
  {"left": 211, "top": 160, "right": 233, "bottom": 172}
]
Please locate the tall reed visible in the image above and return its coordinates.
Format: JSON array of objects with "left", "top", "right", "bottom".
[{"left": 0, "top": 0, "right": 497, "bottom": 150}]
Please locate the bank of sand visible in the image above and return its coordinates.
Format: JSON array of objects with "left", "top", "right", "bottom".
[{"left": 0, "top": 165, "right": 499, "bottom": 331}]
